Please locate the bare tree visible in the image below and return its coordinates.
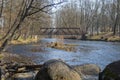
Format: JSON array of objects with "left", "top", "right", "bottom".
[
  {"left": 54, "top": 0, "right": 120, "bottom": 39},
  {"left": 0, "top": 0, "right": 63, "bottom": 52}
]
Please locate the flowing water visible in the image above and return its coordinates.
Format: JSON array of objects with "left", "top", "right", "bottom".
[{"left": 7, "top": 38, "right": 120, "bottom": 70}]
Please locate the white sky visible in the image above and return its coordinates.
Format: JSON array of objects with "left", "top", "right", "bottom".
[
  {"left": 53, "top": 0, "right": 96, "bottom": 3},
  {"left": 51, "top": 0, "right": 96, "bottom": 27},
  {"left": 52, "top": 0, "right": 95, "bottom": 13}
]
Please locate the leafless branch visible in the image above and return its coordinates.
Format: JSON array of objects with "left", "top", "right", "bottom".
[{"left": 27, "top": 2, "right": 63, "bottom": 16}]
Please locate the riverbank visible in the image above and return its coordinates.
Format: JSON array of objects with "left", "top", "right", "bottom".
[
  {"left": 0, "top": 53, "right": 100, "bottom": 80},
  {"left": 87, "top": 33, "right": 120, "bottom": 42},
  {"left": 0, "top": 38, "right": 39, "bottom": 49},
  {"left": 0, "top": 52, "right": 35, "bottom": 80},
  {"left": 1, "top": 38, "right": 120, "bottom": 80},
  {"left": 1, "top": 52, "right": 120, "bottom": 80},
  {"left": 10, "top": 38, "right": 39, "bottom": 45},
  {"left": 58, "top": 32, "right": 120, "bottom": 42}
]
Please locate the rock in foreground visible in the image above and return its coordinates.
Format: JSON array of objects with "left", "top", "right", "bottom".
[
  {"left": 0, "top": 52, "right": 35, "bottom": 80},
  {"left": 35, "top": 59, "right": 81, "bottom": 80},
  {"left": 99, "top": 60, "right": 120, "bottom": 80},
  {"left": 73, "top": 64, "right": 101, "bottom": 80}
]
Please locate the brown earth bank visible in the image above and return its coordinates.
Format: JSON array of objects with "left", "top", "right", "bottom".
[
  {"left": 0, "top": 52, "right": 101, "bottom": 80},
  {"left": 1, "top": 52, "right": 120, "bottom": 80},
  {"left": 63, "top": 33, "right": 120, "bottom": 42},
  {"left": 86, "top": 35, "right": 120, "bottom": 42},
  {"left": 0, "top": 52, "right": 35, "bottom": 80}
]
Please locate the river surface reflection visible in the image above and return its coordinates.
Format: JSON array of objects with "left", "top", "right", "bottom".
[{"left": 7, "top": 38, "right": 120, "bottom": 70}]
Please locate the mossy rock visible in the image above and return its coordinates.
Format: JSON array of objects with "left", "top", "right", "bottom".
[
  {"left": 103, "top": 69, "right": 119, "bottom": 79},
  {"left": 99, "top": 60, "right": 120, "bottom": 80},
  {"left": 35, "top": 59, "right": 81, "bottom": 80},
  {"left": 73, "top": 64, "right": 100, "bottom": 80}
]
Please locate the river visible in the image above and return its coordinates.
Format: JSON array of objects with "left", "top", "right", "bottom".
[{"left": 6, "top": 38, "right": 120, "bottom": 70}]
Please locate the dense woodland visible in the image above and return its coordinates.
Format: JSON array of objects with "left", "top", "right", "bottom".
[
  {"left": 0, "top": 0, "right": 63, "bottom": 51},
  {"left": 55, "top": 0, "right": 120, "bottom": 36},
  {"left": 0, "top": 0, "right": 120, "bottom": 51}
]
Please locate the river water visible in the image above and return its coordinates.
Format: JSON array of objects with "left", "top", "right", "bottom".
[{"left": 7, "top": 38, "right": 120, "bottom": 70}]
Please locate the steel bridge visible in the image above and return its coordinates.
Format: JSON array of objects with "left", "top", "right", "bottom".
[{"left": 38, "top": 28, "right": 82, "bottom": 35}]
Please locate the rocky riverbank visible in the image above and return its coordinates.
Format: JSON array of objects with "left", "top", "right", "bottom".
[
  {"left": 35, "top": 59, "right": 101, "bottom": 80},
  {"left": 1, "top": 52, "right": 120, "bottom": 80},
  {"left": 0, "top": 52, "right": 35, "bottom": 80},
  {"left": 0, "top": 52, "right": 101, "bottom": 80}
]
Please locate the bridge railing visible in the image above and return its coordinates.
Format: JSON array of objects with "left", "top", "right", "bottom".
[{"left": 38, "top": 28, "right": 82, "bottom": 35}]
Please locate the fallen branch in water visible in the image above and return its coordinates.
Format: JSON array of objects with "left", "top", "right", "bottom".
[{"left": 7, "top": 64, "right": 43, "bottom": 73}]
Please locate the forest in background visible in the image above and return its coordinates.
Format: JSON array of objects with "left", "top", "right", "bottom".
[
  {"left": 0, "top": 0, "right": 120, "bottom": 51},
  {"left": 0, "top": 0, "right": 64, "bottom": 51},
  {"left": 55, "top": 0, "right": 120, "bottom": 40},
  {"left": 0, "top": 0, "right": 52, "bottom": 39}
]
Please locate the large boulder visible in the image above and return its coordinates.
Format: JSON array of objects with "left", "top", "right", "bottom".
[
  {"left": 73, "top": 64, "right": 101, "bottom": 76},
  {"left": 99, "top": 60, "right": 120, "bottom": 80},
  {"left": 35, "top": 59, "right": 81, "bottom": 80},
  {"left": 73, "top": 64, "right": 101, "bottom": 80}
]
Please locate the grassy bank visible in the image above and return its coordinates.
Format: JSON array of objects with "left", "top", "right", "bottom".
[
  {"left": 87, "top": 32, "right": 120, "bottom": 42},
  {"left": 0, "top": 37, "right": 39, "bottom": 49},
  {"left": 47, "top": 41, "right": 77, "bottom": 52},
  {"left": 10, "top": 38, "right": 39, "bottom": 45}
]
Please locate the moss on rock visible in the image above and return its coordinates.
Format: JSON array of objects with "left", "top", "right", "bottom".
[
  {"left": 35, "top": 59, "right": 82, "bottom": 80},
  {"left": 99, "top": 60, "right": 120, "bottom": 80}
]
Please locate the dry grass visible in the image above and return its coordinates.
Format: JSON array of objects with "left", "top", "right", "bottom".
[
  {"left": 87, "top": 32, "right": 120, "bottom": 42},
  {"left": 88, "top": 35, "right": 102, "bottom": 40},
  {"left": 87, "top": 33, "right": 105, "bottom": 40},
  {"left": 47, "top": 35, "right": 77, "bottom": 52},
  {"left": 47, "top": 42, "right": 76, "bottom": 52},
  {"left": 107, "top": 36, "right": 120, "bottom": 42},
  {"left": 10, "top": 38, "right": 39, "bottom": 45}
]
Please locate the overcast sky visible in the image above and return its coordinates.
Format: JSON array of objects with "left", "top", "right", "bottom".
[
  {"left": 53, "top": 0, "right": 96, "bottom": 3},
  {"left": 51, "top": 0, "right": 95, "bottom": 13}
]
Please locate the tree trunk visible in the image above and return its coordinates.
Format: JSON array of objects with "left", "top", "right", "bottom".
[
  {"left": 113, "top": 14, "right": 118, "bottom": 35},
  {"left": 0, "top": 0, "right": 33, "bottom": 52}
]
